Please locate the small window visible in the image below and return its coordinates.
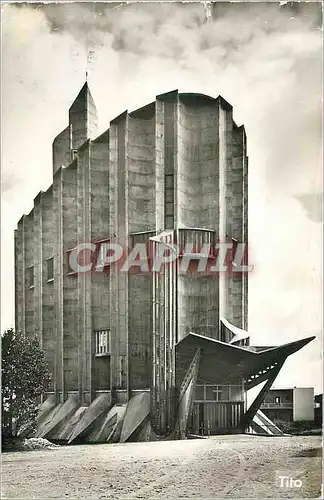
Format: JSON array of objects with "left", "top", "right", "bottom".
[
  {"left": 95, "top": 329, "right": 110, "bottom": 356},
  {"left": 275, "top": 396, "right": 281, "bottom": 404},
  {"left": 46, "top": 257, "right": 54, "bottom": 281},
  {"left": 26, "top": 266, "right": 34, "bottom": 288},
  {"left": 72, "top": 149, "right": 78, "bottom": 160}
]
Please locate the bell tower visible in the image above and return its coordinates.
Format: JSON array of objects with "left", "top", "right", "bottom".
[
  {"left": 52, "top": 83, "right": 98, "bottom": 175},
  {"left": 69, "top": 82, "right": 98, "bottom": 152}
]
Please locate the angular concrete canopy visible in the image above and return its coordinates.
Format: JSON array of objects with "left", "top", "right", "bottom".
[{"left": 176, "top": 332, "right": 315, "bottom": 387}]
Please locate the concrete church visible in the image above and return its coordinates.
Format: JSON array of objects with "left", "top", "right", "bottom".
[{"left": 14, "top": 83, "right": 314, "bottom": 442}]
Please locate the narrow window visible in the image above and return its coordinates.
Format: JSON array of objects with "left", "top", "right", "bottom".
[
  {"left": 26, "top": 266, "right": 34, "bottom": 289},
  {"left": 95, "top": 329, "right": 110, "bottom": 356},
  {"left": 46, "top": 257, "right": 54, "bottom": 282},
  {"left": 275, "top": 396, "right": 281, "bottom": 404}
]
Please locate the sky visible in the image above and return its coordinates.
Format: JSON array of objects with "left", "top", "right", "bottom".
[{"left": 1, "top": 1, "right": 323, "bottom": 391}]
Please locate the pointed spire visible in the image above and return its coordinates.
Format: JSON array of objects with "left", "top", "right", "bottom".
[{"left": 69, "top": 82, "right": 98, "bottom": 150}]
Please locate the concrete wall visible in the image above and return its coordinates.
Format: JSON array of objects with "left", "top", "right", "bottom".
[
  {"left": 293, "top": 387, "right": 314, "bottom": 421},
  {"left": 177, "top": 95, "right": 219, "bottom": 229},
  {"left": 127, "top": 105, "right": 156, "bottom": 233}
]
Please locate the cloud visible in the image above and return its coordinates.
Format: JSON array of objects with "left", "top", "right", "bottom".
[
  {"left": 1, "top": 2, "right": 322, "bottom": 390},
  {"left": 295, "top": 193, "right": 323, "bottom": 223}
]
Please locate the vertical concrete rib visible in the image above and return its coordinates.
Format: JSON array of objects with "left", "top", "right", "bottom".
[
  {"left": 62, "top": 163, "right": 79, "bottom": 396},
  {"left": 24, "top": 211, "right": 35, "bottom": 337},
  {"left": 42, "top": 187, "right": 55, "bottom": 391},
  {"left": 109, "top": 112, "right": 129, "bottom": 394},
  {"left": 15, "top": 217, "right": 26, "bottom": 333},
  {"left": 127, "top": 103, "right": 155, "bottom": 390},
  {"left": 230, "top": 125, "right": 246, "bottom": 329},
  {"left": 90, "top": 132, "right": 110, "bottom": 393},
  {"left": 218, "top": 98, "right": 231, "bottom": 327},
  {"left": 34, "top": 193, "right": 43, "bottom": 346},
  {"left": 242, "top": 130, "right": 249, "bottom": 331},
  {"left": 53, "top": 167, "right": 64, "bottom": 400},
  {"left": 155, "top": 98, "right": 165, "bottom": 232},
  {"left": 77, "top": 141, "right": 92, "bottom": 403}
]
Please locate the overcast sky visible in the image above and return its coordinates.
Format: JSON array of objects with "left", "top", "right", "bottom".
[{"left": 1, "top": 1, "right": 322, "bottom": 391}]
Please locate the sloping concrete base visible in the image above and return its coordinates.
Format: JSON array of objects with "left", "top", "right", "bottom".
[
  {"left": 37, "top": 395, "right": 57, "bottom": 423},
  {"left": 35, "top": 403, "right": 63, "bottom": 438},
  {"left": 120, "top": 392, "right": 150, "bottom": 443},
  {"left": 35, "top": 394, "right": 80, "bottom": 439},
  {"left": 57, "top": 407, "right": 88, "bottom": 441},
  {"left": 86, "top": 403, "right": 126, "bottom": 443},
  {"left": 68, "top": 393, "right": 111, "bottom": 444},
  {"left": 106, "top": 405, "right": 128, "bottom": 443}
]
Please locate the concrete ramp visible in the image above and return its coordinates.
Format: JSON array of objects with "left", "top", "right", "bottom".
[
  {"left": 120, "top": 393, "right": 150, "bottom": 443},
  {"left": 68, "top": 393, "right": 111, "bottom": 443},
  {"left": 35, "top": 394, "right": 79, "bottom": 439},
  {"left": 250, "top": 410, "right": 283, "bottom": 435}
]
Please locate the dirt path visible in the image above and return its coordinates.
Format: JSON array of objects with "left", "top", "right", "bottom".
[{"left": 1, "top": 435, "right": 322, "bottom": 499}]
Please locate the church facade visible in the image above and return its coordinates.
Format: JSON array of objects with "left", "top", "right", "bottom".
[{"left": 14, "top": 84, "right": 314, "bottom": 442}]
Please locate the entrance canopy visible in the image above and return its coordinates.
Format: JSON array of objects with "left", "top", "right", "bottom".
[{"left": 175, "top": 332, "right": 315, "bottom": 388}]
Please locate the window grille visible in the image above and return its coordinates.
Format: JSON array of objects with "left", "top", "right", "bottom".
[{"left": 95, "top": 329, "right": 110, "bottom": 355}]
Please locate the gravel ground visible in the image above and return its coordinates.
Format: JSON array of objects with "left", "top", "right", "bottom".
[{"left": 1, "top": 435, "right": 322, "bottom": 499}]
